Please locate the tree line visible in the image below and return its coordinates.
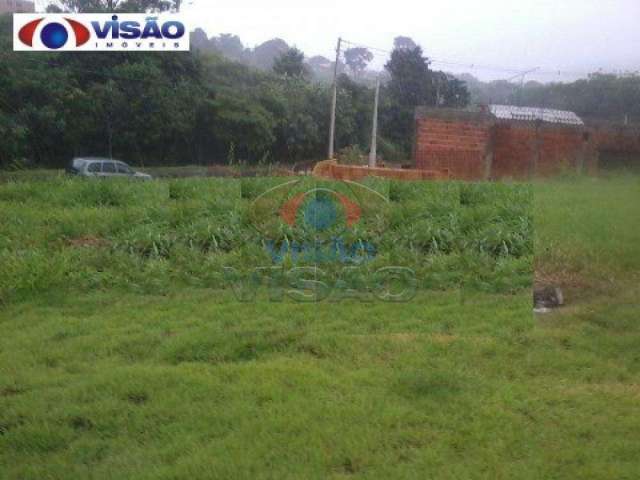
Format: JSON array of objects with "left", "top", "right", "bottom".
[
  {"left": 462, "top": 72, "right": 640, "bottom": 122},
  {"left": 0, "top": 4, "right": 469, "bottom": 169},
  {"left": 1, "top": 0, "right": 637, "bottom": 169}
]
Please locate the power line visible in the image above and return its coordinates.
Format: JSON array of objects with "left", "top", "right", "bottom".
[
  {"left": 340, "top": 38, "right": 626, "bottom": 79},
  {"left": 342, "top": 39, "right": 524, "bottom": 74}
]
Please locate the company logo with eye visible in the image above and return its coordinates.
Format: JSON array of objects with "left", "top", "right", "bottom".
[
  {"left": 279, "top": 188, "right": 361, "bottom": 233},
  {"left": 18, "top": 17, "right": 90, "bottom": 49},
  {"left": 245, "top": 179, "right": 391, "bottom": 265},
  {"left": 246, "top": 179, "right": 390, "bottom": 240}
]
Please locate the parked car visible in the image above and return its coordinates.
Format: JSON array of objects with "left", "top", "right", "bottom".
[{"left": 66, "top": 157, "right": 152, "bottom": 180}]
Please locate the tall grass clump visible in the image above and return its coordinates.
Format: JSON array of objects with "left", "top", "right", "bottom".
[{"left": 0, "top": 176, "right": 533, "bottom": 304}]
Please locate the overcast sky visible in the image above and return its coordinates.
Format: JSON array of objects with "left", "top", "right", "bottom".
[{"left": 183, "top": 0, "right": 640, "bottom": 82}]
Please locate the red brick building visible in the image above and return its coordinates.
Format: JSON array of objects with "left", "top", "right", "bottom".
[{"left": 414, "top": 105, "right": 603, "bottom": 180}]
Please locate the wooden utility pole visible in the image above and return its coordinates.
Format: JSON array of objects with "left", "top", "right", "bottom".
[
  {"left": 369, "top": 77, "right": 380, "bottom": 168},
  {"left": 328, "top": 37, "right": 342, "bottom": 159}
]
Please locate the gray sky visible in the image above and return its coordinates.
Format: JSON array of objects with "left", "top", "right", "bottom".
[{"left": 183, "top": 0, "right": 640, "bottom": 82}]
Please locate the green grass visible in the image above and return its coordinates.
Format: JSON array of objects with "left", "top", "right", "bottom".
[
  {"left": 534, "top": 173, "right": 640, "bottom": 292},
  {"left": 0, "top": 177, "right": 532, "bottom": 304},
  {"left": 1, "top": 173, "right": 639, "bottom": 478}
]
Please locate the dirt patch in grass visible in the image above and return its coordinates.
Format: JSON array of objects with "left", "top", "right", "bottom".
[
  {"left": 534, "top": 267, "right": 592, "bottom": 291},
  {"left": 66, "top": 235, "right": 109, "bottom": 248},
  {"left": 126, "top": 392, "right": 149, "bottom": 405},
  {"left": 534, "top": 266, "right": 616, "bottom": 306},
  {"left": 0, "top": 386, "right": 25, "bottom": 397},
  {"left": 69, "top": 416, "right": 94, "bottom": 431}
]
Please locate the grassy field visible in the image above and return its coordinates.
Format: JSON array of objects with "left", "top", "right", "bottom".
[
  {"left": 534, "top": 173, "right": 640, "bottom": 293},
  {"left": 0, "top": 177, "right": 532, "bottom": 304},
  {"left": 0, "top": 173, "right": 638, "bottom": 478}
]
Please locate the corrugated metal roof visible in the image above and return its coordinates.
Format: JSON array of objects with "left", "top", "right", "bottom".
[{"left": 489, "top": 105, "right": 584, "bottom": 125}]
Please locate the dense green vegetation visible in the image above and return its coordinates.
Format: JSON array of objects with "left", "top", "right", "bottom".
[
  {"left": 192, "top": 28, "right": 640, "bottom": 126},
  {"left": 1, "top": 1, "right": 639, "bottom": 475},
  {"left": 0, "top": 175, "right": 639, "bottom": 478},
  {"left": 4, "top": 1, "right": 638, "bottom": 171},
  {"left": 0, "top": 5, "right": 469, "bottom": 170},
  {"left": 0, "top": 177, "right": 532, "bottom": 305},
  {"left": 463, "top": 72, "right": 640, "bottom": 122},
  {"left": 0, "top": 14, "right": 332, "bottom": 168}
]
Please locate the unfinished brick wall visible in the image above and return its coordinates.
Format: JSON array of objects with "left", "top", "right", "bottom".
[
  {"left": 414, "top": 108, "right": 602, "bottom": 180},
  {"left": 414, "top": 111, "right": 492, "bottom": 181},
  {"left": 492, "top": 122, "right": 596, "bottom": 178},
  {"left": 537, "top": 125, "right": 593, "bottom": 176},
  {"left": 492, "top": 123, "right": 536, "bottom": 179},
  {"left": 589, "top": 123, "right": 640, "bottom": 153},
  {"left": 313, "top": 160, "right": 448, "bottom": 181}
]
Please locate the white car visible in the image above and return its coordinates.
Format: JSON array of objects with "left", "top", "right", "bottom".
[{"left": 67, "top": 157, "right": 152, "bottom": 180}]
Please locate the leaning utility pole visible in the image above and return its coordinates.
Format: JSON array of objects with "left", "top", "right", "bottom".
[
  {"left": 368, "top": 77, "right": 380, "bottom": 168},
  {"left": 328, "top": 37, "right": 342, "bottom": 159}
]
